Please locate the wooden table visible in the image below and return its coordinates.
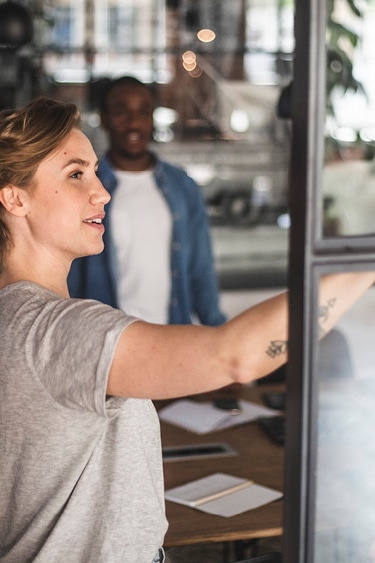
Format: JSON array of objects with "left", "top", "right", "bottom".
[{"left": 157, "top": 384, "right": 285, "bottom": 548}]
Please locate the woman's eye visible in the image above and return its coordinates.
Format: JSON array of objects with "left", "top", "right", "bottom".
[{"left": 71, "top": 171, "right": 83, "bottom": 179}]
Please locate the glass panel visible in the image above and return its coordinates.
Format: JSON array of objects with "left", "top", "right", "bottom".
[
  {"left": 42, "top": 0, "right": 168, "bottom": 84},
  {"left": 313, "top": 272, "right": 375, "bottom": 562},
  {"left": 37, "top": 0, "right": 295, "bottom": 289},
  {"left": 13, "top": 0, "right": 295, "bottom": 289},
  {"left": 323, "top": 1, "right": 375, "bottom": 237}
]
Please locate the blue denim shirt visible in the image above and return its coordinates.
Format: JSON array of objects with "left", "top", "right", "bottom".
[{"left": 68, "top": 154, "right": 226, "bottom": 325}]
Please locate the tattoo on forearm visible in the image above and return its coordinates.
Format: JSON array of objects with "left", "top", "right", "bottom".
[
  {"left": 266, "top": 298, "right": 336, "bottom": 358},
  {"left": 318, "top": 297, "right": 336, "bottom": 338},
  {"left": 266, "top": 340, "right": 288, "bottom": 359},
  {"left": 319, "top": 298, "right": 336, "bottom": 324}
]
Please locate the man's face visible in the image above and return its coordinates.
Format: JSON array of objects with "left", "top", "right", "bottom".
[{"left": 101, "top": 84, "right": 154, "bottom": 163}]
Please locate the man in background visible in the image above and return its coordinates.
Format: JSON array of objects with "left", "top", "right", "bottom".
[{"left": 68, "top": 75, "right": 226, "bottom": 325}]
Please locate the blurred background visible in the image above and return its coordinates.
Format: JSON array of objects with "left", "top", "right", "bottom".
[{"left": 2, "top": 0, "right": 375, "bottom": 295}]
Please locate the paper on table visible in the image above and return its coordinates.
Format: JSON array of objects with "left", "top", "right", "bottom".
[
  {"left": 158, "top": 398, "right": 279, "bottom": 434},
  {"left": 165, "top": 472, "right": 283, "bottom": 517}
]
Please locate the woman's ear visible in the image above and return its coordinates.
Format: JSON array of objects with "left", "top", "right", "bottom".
[{"left": 0, "top": 185, "right": 29, "bottom": 217}]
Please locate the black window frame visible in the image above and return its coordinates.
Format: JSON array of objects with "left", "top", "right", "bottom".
[{"left": 283, "top": 0, "right": 375, "bottom": 562}]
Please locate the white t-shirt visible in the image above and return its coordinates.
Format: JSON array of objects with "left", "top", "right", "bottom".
[{"left": 111, "top": 170, "right": 172, "bottom": 324}]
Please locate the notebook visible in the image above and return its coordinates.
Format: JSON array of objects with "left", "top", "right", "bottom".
[{"left": 165, "top": 472, "right": 283, "bottom": 517}]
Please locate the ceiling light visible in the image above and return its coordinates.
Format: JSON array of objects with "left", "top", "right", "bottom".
[{"left": 197, "top": 29, "right": 216, "bottom": 43}]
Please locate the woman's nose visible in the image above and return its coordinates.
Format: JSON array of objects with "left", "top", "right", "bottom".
[{"left": 91, "top": 176, "right": 111, "bottom": 205}]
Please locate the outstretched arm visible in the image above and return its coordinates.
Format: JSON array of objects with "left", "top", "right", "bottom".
[{"left": 107, "top": 271, "right": 375, "bottom": 400}]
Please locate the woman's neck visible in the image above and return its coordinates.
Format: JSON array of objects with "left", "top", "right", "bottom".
[{"left": 0, "top": 255, "right": 70, "bottom": 298}]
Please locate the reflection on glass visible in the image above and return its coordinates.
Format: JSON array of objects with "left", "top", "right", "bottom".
[
  {"left": 313, "top": 277, "right": 375, "bottom": 561},
  {"left": 30, "top": 0, "right": 295, "bottom": 289},
  {"left": 323, "top": 3, "right": 375, "bottom": 237}
]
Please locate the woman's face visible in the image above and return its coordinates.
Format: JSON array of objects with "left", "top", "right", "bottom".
[{"left": 25, "top": 128, "right": 110, "bottom": 263}]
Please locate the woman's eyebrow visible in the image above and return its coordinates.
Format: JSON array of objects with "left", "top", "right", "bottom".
[{"left": 63, "top": 158, "right": 99, "bottom": 168}]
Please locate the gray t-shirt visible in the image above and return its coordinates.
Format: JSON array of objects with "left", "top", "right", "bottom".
[{"left": 0, "top": 282, "right": 168, "bottom": 562}]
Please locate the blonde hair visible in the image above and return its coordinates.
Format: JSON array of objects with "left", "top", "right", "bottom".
[{"left": 0, "top": 97, "right": 81, "bottom": 269}]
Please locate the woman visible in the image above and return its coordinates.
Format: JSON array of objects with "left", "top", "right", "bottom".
[{"left": 0, "top": 97, "right": 373, "bottom": 562}]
